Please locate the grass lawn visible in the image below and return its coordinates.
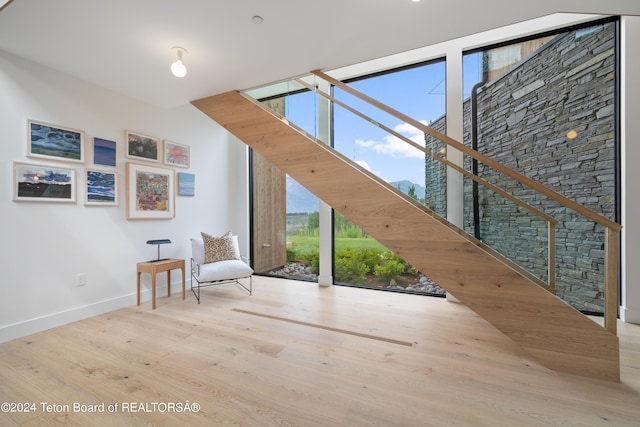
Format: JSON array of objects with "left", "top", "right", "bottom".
[{"left": 287, "top": 234, "right": 386, "bottom": 254}]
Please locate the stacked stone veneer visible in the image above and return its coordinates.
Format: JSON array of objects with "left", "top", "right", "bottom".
[{"left": 425, "top": 22, "right": 616, "bottom": 312}]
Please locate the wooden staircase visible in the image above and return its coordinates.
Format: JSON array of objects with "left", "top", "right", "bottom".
[{"left": 192, "top": 90, "right": 620, "bottom": 382}]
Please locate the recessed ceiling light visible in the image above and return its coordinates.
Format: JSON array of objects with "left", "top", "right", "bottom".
[{"left": 252, "top": 15, "right": 264, "bottom": 24}]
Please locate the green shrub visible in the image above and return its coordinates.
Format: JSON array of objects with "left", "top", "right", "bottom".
[
  {"left": 359, "top": 249, "right": 385, "bottom": 271},
  {"left": 374, "top": 259, "right": 405, "bottom": 281},
  {"left": 286, "top": 247, "right": 297, "bottom": 263},
  {"left": 307, "top": 251, "right": 319, "bottom": 274},
  {"left": 335, "top": 254, "right": 369, "bottom": 284},
  {"left": 287, "top": 240, "right": 416, "bottom": 285}
]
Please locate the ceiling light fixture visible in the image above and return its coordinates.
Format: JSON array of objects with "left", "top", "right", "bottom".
[
  {"left": 252, "top": 15, "right": 264, "bottom": 24},
  {"left": 170, "top": 46, "right": 188, "bottom": 78}
]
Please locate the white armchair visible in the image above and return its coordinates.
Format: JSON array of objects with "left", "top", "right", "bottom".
[{"left": 190, "top": 233, "right": 253, "bottom": 303}]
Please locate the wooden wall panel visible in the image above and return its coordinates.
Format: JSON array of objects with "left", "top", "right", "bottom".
[{"left": 252, "top": 150, "right": 286, "bottom": 273}]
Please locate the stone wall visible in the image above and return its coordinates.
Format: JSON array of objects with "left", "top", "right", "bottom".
[
  {"left": 424, "top": 121, "right": 447, "bottom": 217},
  {"left": 424, "top": 22, "right": 616, "bottom": 312}
]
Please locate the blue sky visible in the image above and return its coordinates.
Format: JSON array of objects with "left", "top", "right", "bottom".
[{"left": 286, "top": 54, "right": 482, "bottom": 186}]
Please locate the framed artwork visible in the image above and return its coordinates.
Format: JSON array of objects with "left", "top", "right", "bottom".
[
  {"left": 164, "top": 140, "right": 190, "bottom": 168},
  {"left": 177, "top": 172, "right": 195, "bottom": 196},
  {"left": 125, "top": 131, "right": 160, "bottom": 162},
  {"left": 85, "top": 169, "right": 117, "bottom": 206},
  {"left": 126, "top": 162, "right": 175, "bottom": 219},
  {"left": 13, "top": 161, "right": 76, "bottom": 203},
  {"left": 27, "top": 119, "right": 84, "bottom": 163},
  {"left": 93, "top": 137, "right": 116, "bottom": 166}
]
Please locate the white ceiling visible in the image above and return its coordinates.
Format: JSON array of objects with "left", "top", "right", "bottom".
[{"left": 1, "top": 0, "right": 638, "bottom": 109}]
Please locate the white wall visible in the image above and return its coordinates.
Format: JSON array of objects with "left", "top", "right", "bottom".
[
  {"left": 0, "top": 50, "right": 249, "bottom": 342},
  {"left": 620, "top": 16, "right": 640, "bottom": 324}
]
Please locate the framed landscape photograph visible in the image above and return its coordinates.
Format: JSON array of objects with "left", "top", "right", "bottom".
[
  {"left": 164, "top": 140, "right": 190, "bottom": 168},
  {"left": 93, "top": 137, "right": 116, "bottom": 166},
  {"left": 177, "top": 172, "right": 195, "bottom": 196},
  {"left": 125, "top": 131, "right": 160, "bottom": 162},
  {"left": 126, "top": 162, "right": 174, "bottom": 219},
  {"left": 85, "top": 169, "right": 117, "bottom": 206},
  {"left": 27, "top": 119, "right": 84, "bottom": 163},
  {"left": 13, "top": 161, "right": 76, "bottom": 203}
]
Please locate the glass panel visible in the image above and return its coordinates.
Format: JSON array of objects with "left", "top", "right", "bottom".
[
  {"left": 333, "top": 212, "right": 444, "bottom": 295},
  {"left": 462, "top": 171, "right": 551, "bottom": 284},
  {"left": 243, "top": 20, "right": 617, "bottom": 311},
  {"left": 335, "top": 61, "right": 447, "bottom": 217},
  {"left": 284, "top": 85, "right": 319, "bottom": 138},
  {"left": 281, "top": 89, "right": 320, "bottom": 282},
  {"left": 463, "top": 21, "right": 617, "bottom": 313},
  {"left": 332, "top": 61, "right": 446, "bottom": 295},
  {"left": 245, "top": 79, "right": 320, "bottom": 139},
  {"left": 250, "top": 88, "right": 320, "bottom": 282},
  {"left": 282, "top": 175, "right": 319, "bottom": 282}
]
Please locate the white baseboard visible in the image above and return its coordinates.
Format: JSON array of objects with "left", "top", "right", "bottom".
[
  {"left": 621, "top": 305, "right": 640, "bottom": 325},
  {"left": 0, "top": 285, "right": 170, "bottom": 344}
]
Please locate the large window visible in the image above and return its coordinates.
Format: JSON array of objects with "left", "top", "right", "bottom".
[
  {"left": 252, "top": 90, "right": 321, "bottom": 282},
  {"left": 248, "top": 19, "right": 619, "bottom": 311},
  {"left": 331, "top": 61, "right": 446, "bottom": 294},
  {"left": 462, "top": 19, "right": 618, "bottom": 313}
]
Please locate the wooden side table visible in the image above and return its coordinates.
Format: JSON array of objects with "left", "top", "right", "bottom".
[{"left": 137, "top": 258, "right": 185, "bottom": 309}]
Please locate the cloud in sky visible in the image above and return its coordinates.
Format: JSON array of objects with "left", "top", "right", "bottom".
[
  {"left": 355, "top": 121, "right": 429, "bottom": 159},
  {"left": 355, "top": 160, "right": 371, "bottom": 171}
]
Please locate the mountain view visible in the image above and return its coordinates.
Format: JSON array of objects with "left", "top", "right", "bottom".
[
  {"left": 389, "top": 180, "right": 426, "bottom": 201},
  {"left": 286, "top": 175, "right": 425, "bottom": 213}
]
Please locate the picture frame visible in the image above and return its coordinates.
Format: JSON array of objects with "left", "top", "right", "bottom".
[
  {"left": 27, "top": 119, "right": 84, "bottom": 163},
  {"left": 125, "top": 131, "right": 160, "bottom": 162},
  {"left": 164, "top": 140, "right": 190, "bottom": 168},
  {"left": 177, "top": 172, "right": 195, "bottom": 196},
  {"left": 93, "top": 137, "right": 116, "bottom": 167},
  {"left": 126, "top": 162, "right": 175, "bottom": 219},
  {"left": 13, "top": 161, "right": 76, "bottom": 203},
  {"left": 85, "top": 169, "right": 117, "bottom": 206}
]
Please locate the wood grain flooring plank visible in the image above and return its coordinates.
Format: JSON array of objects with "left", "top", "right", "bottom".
[{"left": 1, "top": 276, "right": 639, "bottom": 426}]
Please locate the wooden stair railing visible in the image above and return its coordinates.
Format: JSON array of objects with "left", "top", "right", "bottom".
[
  {"left": 192, "top": 90, "right": 620, "bottom": 382},
  {"left": 313, "top": 69, "right": 622, "bottom": 337}
]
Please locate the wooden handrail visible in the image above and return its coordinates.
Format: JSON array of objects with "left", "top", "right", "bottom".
[
  {"left": 295, "top": 78, "right": 558, "bottom": 226},
  {"left": 310, "top": 69, "right": 621, "bottom": 334},
  {"left": 312, "top": 69, "right": 622, "bottom": 233},
  {"left": 244, "top": 71, "right": 621, "bottom": 335}
]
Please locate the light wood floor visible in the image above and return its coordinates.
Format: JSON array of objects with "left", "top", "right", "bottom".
[{"left": 1, "top": 276, "right": 639, "bottom": 426}]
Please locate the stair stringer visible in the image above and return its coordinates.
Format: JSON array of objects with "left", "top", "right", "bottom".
[{"left": 192, "top": 91, "right": 620, "bottom": 382}]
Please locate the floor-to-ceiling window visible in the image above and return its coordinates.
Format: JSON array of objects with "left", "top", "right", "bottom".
[
  {"left": 462, "top": 18, "right": 619, "bottom": 314},
  {"left": 251, "top": 88, "right": 321, "bottom": 282},
  {"left": 248, "top": 18, "right": 619, "bottom": 310},
  {"left": 331, "top": 60, "right": 447, "bottom": 294}
]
